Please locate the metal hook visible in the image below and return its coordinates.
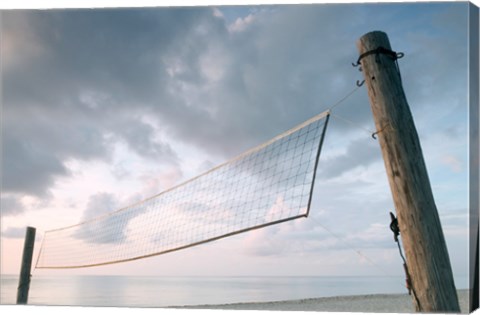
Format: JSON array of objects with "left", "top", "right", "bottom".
[
  {"left": 371, "top": 122, "right": 392, "bottom": 140},
  {"left": 356, "top": 80, "right": 365, "bottom": 87}
]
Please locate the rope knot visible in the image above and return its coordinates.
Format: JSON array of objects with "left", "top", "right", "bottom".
[{"left": 389, "top": 211, "right": 400, "bottom": 242}]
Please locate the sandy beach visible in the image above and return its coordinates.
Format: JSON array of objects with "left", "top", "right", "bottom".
[{"left": 177, "top": 289, "right": 469, "bottom": 313}]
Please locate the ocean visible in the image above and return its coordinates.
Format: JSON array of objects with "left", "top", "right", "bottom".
[{"left": 1, "top": 274, "right": 469, "bottom": 307}]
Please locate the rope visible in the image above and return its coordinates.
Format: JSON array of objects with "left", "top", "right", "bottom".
[
  {"left": 352, "top": 46, "right": 405, "bottom": 86},
  {"left": 329, "top": 113, "right": 375, "bottom": 137},
  {"left": 327, "top": 85, "right": 362, "bottom": 112},
  {"left": 322, "top": 84, "right": 379, "bottom": 139},
  {"left": 389, "top": 212, "right": 422, "bottom": 310},
  {"left": 309, "top": 216, "right": 402, "bottom": 283},
  {"left": 352, "top": 46, "right": 404, "bottom": 68}
]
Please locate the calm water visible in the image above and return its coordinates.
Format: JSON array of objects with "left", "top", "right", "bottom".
[{"left": 1, "top": 275, "right": 468, "bottom": 307}]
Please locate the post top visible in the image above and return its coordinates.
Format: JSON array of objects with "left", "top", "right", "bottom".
[
  {"left": 359, "top": 30, "right": 388, "bottom": 40},
  {"left": 357, "top": 30, "right": 392, "bottom": 53}
]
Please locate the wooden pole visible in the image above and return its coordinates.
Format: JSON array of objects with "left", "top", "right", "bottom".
[
  {"left": 16, "top": 226, "right": 36, "bottom": 305},
  {"left": 356, "top": 31, "right": 460, "bottom": 312}
]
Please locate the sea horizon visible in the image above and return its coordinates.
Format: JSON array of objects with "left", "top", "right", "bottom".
[{"left": 1, "top": 274, "right": 469, "bottom": 307}]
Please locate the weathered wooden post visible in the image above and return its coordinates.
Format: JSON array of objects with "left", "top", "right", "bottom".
[
  {"left": 16, "top": 226, "right": 36, "bottom": 305},
  {"left": 355, "top": 31, "right": 460, "bottom": 312}
]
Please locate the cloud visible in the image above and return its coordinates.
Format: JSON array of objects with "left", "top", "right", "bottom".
[
  {"left": 110, "top": 117, "right": 178, "bottom": 162},
  {"left": 138, "top": 166, "right": 184, "bottom": 196},
  {"left": 2, "top": 8, "right": 205, "bottom": 198},
  {"left": 2, "top": 226, "right": 29, "bottom": 239},
  {"left": 441, "top": 155, "right": 463, "bottom": 173},
  {"left": 83, "top": 193, "right": 119, "bottom": 221},
  {"left": 1, "top": 3, "right": 469, "bottom": 220},
  {"left": 228, "top": 13, "right": 255, "bottom": 33},
  {"left": 241, "top": 215, "right": 396, "bottom": 259},
  {"left": 74, "top": 192, "right": 133, "bottom": 244},
  {"left": 0, "top": 4, "right": 471, "bottom": 277},
  {"left": 1, "top": 195, "right": 26, "bottom": 216},
  {"left": 319, "top": 137, "right": 381, "bottom": 179},
  {"left": 2, "top": 131, "right": 71, "bottom": 197},
  {"left": 212, "top": 8, "right": 224, "bottom": 19}
]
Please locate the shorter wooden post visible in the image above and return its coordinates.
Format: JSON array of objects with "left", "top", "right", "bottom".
[{"left": 16, "top": 226, "right": 36, "bottom": 305}]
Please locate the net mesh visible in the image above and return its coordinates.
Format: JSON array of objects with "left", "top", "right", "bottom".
[{"left": 36, "top": 111, "right": 330, "bottom": 269}]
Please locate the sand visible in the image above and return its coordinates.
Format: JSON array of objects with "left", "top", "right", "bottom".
[{"left": 177, "top": 289, "right": 470, "bottom": 313}]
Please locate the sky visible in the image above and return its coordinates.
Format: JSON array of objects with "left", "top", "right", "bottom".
[{"left": 0, "top": 0, "right": 474, "bottom": 292}]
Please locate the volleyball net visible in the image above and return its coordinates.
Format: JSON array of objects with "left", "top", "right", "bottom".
[{"left": 35, "top": 111, "right": 330, "bottom": 269}]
